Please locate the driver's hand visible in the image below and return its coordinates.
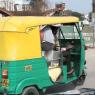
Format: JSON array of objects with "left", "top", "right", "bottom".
[{"left": 61, "top": 48, "right": 67, "bottom": 52}]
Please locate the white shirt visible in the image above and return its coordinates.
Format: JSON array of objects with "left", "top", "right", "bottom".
[{"left": 43, "top": 27, "right": 55, "bottom": 44}]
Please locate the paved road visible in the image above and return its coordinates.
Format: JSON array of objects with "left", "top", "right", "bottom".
[
  {"left": 77, "top": 48, "right": 95, "bottom": 88},
  {"left": 46, "top": 49, "right": 95, "bottom": 94}
]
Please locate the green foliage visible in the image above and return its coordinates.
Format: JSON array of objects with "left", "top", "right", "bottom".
[
  {"left": 53, "top": 9, "right": 85, "bottom": 21},
  {"left": 70, "top": 11, "right": 85, "bottom": 21}
]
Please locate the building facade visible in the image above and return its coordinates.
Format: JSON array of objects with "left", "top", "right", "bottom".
[{"left": 0, "top": 0, "right": 15, "bottom": 11}]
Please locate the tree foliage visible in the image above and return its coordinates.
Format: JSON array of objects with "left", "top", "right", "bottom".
[
  {"left": 29, "top": 0, "right": 47, "bottom": 15},
  {"left": 71, "top": 11, "right": 85, "bottom": 21}
]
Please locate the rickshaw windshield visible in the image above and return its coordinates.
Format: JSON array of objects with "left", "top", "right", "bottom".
[{"left": 59, "top": 23, "right": 80, "bottom": 39}]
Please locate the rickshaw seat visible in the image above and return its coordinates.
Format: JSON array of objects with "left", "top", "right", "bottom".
[
  {"left": 48, "top": 66, "right": 61, "bottom": 82},
  {"left": 48, "top": 51, "right": 62, "bottom": 82}
]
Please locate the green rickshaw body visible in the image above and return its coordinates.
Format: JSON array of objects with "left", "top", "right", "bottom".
[{"left": 0, "top": 16, "right": 85, "bottom": 95}]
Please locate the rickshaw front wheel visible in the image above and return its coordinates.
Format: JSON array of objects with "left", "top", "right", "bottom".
[
  {"left": 22, "top": 87, "right": 40, "bottom": 95},
  {"left": 73, "top": 70, "right": 86, "bottom": 86}
]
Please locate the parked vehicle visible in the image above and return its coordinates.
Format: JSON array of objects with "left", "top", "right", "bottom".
[{"left": 0, "top": 16, "right": 86, "bottom": 95}]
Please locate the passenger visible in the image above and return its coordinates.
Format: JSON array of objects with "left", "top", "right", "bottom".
[
  {"left": 40, "top": 26, "right": 62, "bottom": 82},
  {"left": 40, "top": 26, "right": 55, "bottom": 62}
]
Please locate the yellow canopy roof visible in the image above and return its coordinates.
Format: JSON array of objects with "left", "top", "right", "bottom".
[
  {"left": 0, "top": 16, "right": 79, "bottom": 33},
  {"left": 0, "top": 16, "right": 79, "bottom": 61}
]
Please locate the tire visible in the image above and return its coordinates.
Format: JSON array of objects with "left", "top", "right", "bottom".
[
  {"left": 73, "top": 70, "right": 86, "bottom": 86},
  {"left": 22, "top": 87, "right": 40, "bottom": 95}
]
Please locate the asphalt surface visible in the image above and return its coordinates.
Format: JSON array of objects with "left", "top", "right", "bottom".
[
  {"left": 46, "top": 48, "right": 95, "bottom": 94},
  {"left": 77, "top": 48, "right": 95, "bottom": 88}
]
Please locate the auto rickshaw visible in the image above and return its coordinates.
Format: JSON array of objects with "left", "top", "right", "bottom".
[{"left": 0, "top": 16, "right": 86, "bottom": 95}]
